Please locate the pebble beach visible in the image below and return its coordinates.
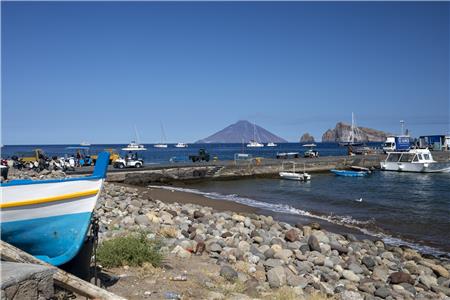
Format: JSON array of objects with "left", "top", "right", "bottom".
[
  {"left": 4, "top": 169, "right": 450, "bottom": 299},
  {"left": 97, "top": 181, "right": 450, "bottom": 299}
]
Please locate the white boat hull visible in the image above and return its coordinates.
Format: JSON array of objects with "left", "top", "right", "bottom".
[
  {"left": 279, "top": 172, "right": 311, "bottom": 181},
  {"left": 380, "top": 161, "right": 450, "bottom": 173}
]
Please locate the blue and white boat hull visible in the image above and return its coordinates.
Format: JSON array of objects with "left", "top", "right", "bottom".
[
  {"left": 330, "top": 169, "right": 369, "bottom": 177},
  {"left": 0, "top": 152, "right": 109, "bottom": 266}
]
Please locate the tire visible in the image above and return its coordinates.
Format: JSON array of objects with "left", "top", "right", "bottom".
[
  {"left": 135, "top": 163, "right": 142, "bottom": 168},
  {"left": 118, "top": 163, "right": 125, "bottom": 169}
]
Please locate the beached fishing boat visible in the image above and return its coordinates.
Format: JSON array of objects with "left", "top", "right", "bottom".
[
  {"left": 380, "top": 148, "right": 450, "bottom": 173},
  {"left": 330, "top": 169, "right": 370, "bottom": 177},
  {"left": 0, "top": 152, "right": 110, "bottom": 266}
]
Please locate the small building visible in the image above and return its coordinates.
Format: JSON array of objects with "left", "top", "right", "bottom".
[{"left": 418, "top": 135, "right": 449, "bottom": 151}]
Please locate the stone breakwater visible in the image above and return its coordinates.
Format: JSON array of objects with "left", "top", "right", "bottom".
[{"left": 97, "top": 183, "right": 450, "bottom": 300}]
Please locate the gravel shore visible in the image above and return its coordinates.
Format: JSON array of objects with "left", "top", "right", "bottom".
[
  {"left": 4, "top": 169, "right": 450, "bottom": 299},
  {"left": 96, "top": 182, "right": 450, "bottom": 300}
]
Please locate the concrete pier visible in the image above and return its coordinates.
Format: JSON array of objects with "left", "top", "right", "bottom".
[
  {"left": 68, "top": 151, "right": 450, "bottom": 186},
  {"left": 105, "top": 154, "right": 384, "bottom": 186},
  {"left": 1, "top": 262, "right": 55, "bottom": 300}
]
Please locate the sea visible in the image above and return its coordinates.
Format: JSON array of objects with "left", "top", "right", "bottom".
[{"left": 2, "top": 142, "right": 450, "bottom": 257}]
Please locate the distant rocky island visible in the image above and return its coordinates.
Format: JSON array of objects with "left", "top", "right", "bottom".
[
  {"left": 300, "top": 133, "right": 315, "bottom": 143},
  {"left": 322, "top": 122, "right": 389, "bottom": 142},
  {"left": 196, "top": 120, "right": 287, "bottom": 143}
]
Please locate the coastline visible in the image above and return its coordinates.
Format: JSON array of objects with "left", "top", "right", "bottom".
[
  {"left": 3, "top": 169, "right": 450, "bottom": 299},
  {"left": 123, "top": 183, "right": 373, "bottom": 240},
  {"left": 123, "top": 183, "right": 450, "bottom": 259},
  {"left": 98, "top": 182, "right": 450, "bottom": 299}
]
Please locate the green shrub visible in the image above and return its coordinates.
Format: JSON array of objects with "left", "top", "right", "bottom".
[{"left": 97, "top": 233, "right": 163, "bottom": 268}]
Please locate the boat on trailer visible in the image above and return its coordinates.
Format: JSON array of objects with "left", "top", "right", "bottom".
[
  {"left": 0, "top": 152, "right": 110, "bottom": 266},
  {"left": 380, "top": 148, "right": 450, "bottom": 173}
]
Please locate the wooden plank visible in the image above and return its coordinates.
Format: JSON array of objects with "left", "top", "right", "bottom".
[{"left": 0, "top": 240, "right": 126, "bottom": 300}]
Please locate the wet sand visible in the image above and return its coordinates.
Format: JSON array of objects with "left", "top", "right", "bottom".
[{"left": 125, "top": 184, "right": 257, "bottom": 214}]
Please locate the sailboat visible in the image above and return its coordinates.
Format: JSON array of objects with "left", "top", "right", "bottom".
[
  {"left": 122, "top": 126, "right": 147, "bottom": 151},
  {"left": 247, "top": 122, "right": 264, "bottom": 147},
  {"left": 154, "top": 122, "right": 168, "bottom": 148},
  {"left": 339, "top": 112, "right": 364, "bottom": 147}
]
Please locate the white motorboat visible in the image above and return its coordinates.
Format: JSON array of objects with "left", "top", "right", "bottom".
[
  {"left": 247, "top": 141, "right": 264, "bottom": 147},
  {"left": 123, "top": 126, "right": 147, "bottom": 151},
  {"left": 279, "top": 162, "right": 311, "bottom": 181},
  {"left": 80, "top": 141, "right": 91, "bottom": 146},
  {"left": 122, "top": 141, "right": 147, "bottom": 151},
  {"left": 175, "top": 143, "right": 188, "bottom": 148},
  {"left": 380, "top": 149, "right": 450, "bottom": 173},
  {"left": 154, "top": 144, "right": 168, "bottom": 148},
  {"left": 267, "top": 142, "right": 277, "bottom": 147}
]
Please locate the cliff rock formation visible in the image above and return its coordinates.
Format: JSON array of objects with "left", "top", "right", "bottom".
[
  {"left": 322, "top": 122, "right": 389, "bottom": 143},
  {"left": 300, "top": 133, "right": 315, "bottom": 143}
]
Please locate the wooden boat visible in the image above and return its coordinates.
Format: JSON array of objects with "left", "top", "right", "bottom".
[
  {"left": 330, "top": 169, "right": 370, "bottom": 177},
  {"left": 0, "top": 152, "right": 110, "bottom": 266}
]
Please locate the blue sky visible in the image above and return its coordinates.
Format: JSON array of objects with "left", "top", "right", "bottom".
[{"left": 2, "top": 2, "right": 449, "bottom": 144}]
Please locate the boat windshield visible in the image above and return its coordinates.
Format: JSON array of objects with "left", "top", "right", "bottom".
[
  {"left": 423, "top": 154, "right": 431, "bottom": 160},
  {"left": 386, "top": 153, "right": 401, "bottom": 162},
  {"left": 399, "top": 153, "right": 414, "bottom": 162}
]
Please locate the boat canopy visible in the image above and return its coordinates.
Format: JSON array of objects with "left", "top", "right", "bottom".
[{"left": 385, "top": 150, "right": 434, "bottom": 164}]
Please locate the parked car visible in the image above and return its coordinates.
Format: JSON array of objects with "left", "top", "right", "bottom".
[{"left": 113, "top": 151, "right": 144, "bottom": 169}]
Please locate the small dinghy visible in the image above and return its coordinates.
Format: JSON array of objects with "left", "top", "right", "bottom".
[
  {"left": 279, "top": 162, "right": 311, "bottom": 181},
  {"left": 330, "top": 169, "right": 370, "bottom": 177}
]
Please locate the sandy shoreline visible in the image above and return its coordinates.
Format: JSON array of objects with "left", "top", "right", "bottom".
[{"left": 124, "top": 183, "right": 258, "bottom": 214}]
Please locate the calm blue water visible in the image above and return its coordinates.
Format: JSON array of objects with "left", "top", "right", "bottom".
[
  {"left": 1, "top": 142, "right": 378, "bottom": 164},
  {"left": 179, "top": 172, "right": 450, "bottom": 256}
]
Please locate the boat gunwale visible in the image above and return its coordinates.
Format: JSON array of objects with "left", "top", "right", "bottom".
[
  {"left": 0, "top": 175, "right": 104, "bottom": 187},
  {"left": 0, "top": 189, "right": 100, "bottom": 209}
]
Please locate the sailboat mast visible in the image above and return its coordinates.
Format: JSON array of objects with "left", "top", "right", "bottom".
[
  {"left": 134, "top": 125, "right": 141, "bottom": 144},
  {"left": 160, "top": 122, "right": 167, "bottom": 143}
]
